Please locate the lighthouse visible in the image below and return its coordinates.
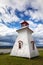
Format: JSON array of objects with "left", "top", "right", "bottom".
[{"left": 10, "top": 21, "right": 39, "bottom": 58}]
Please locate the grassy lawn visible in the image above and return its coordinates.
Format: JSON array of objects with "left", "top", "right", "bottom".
[{"left": 0, "top": 50, "right": 43, "bottom": 65}]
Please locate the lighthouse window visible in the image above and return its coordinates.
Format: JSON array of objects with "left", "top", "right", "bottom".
[
  {"left": 31, "top": 41, "right": 35, "bottom": 50},
  {"left": 19, "top": 43, "right": 21, "bottom": 49},
  {"left": 33, "top": 42, "right": 34, "bottom": 50},
  {"left": 18, "top": 40, "right": 23, "bottom": 49}
]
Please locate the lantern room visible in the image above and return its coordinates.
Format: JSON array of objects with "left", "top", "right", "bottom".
[{"left": 20, "top": 20, "right": 29, "bottom": 27}]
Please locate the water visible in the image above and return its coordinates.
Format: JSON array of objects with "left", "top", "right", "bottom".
[{"left": 0, "top": 49, "right": 12, "bottom": 53}]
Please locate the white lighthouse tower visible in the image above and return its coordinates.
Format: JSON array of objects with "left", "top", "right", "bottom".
[{"left": 10, "top": 21, "right": 39, "bottom": 58}]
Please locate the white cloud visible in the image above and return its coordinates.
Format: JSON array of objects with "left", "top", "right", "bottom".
[
  {"left": 0, "top": 22, "right": 17, "bottom": 45},
  {"left": 31, "top": 0, "right": 43, "bottom": 10},
  {"left": 29, "top": 10, "right": 43, "bottom": 21},
  {"left": 33, "top": 24, "right": 43, "bottom": 44},
  {"left": 0, "top": 23, "right": 17, "bottom": 36},
  {"left": 39, "top": 40, "right": 43, "bottom": 44},
  {"left": 0, "top": 0, "right": 43, "bottom": 46},
  {"left": 24, "top": 10, "right": 30, "bottom": 16},
  {"left": 34, "top": 24, "right": 43, "bottom": 32},
  {"left": 0, "top": 0, "right": 21, "bottom": 23},
  {"left": 29, "top": 0, "right": 43, "bottom": 20},
  {"left": 0, "top": 0, "right": 43, "bottom": 23},
  {"left": 0, "top": 0, "right": 10, "bottom": 7},
  {"left": 0, "top": 7, "right": 20, "bottom": 23},
  {"left": 10, "top": 0, "right": 31, "bottom": 11},
  {"left": 27, "top": 20, "right": 37, "bottom": 30},
  {"left": 0, "top": 0, "right": 32, "bottom": 23},
  {"left": 0, "top": 7, "right": 5, "bottom": 14},
  {"left": 0, "top": 42, "right": 13, "bottom": 46},
  {"left": 2, "top": 12, "right": 20, "bottom": 22}
]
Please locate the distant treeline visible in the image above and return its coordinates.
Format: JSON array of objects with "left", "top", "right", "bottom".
[
  {"left": 0, "top": 45, "right": 43, "bottom": 49},
  {"left": 37, "top": 46, "right": 43, "bottom": 48},
  {"left": 0, "top": 46, "right": 13, "bottom": 49}
]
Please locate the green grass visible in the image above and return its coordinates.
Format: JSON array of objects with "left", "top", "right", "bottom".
[{"left": 0, "top": 50, "right": 43, "bottom": 65}]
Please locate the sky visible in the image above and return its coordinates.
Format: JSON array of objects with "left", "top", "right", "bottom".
[{"left": 0, "top": 0, "right": 43, "bottom": 46}]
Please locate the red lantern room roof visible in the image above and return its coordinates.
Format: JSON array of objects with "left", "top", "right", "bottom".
[
  {"left": 17, "top": 20, "right": 33, "bottom": 33},
  {"left": 20, "top": 20, "right": 29, "bottom": 27}
]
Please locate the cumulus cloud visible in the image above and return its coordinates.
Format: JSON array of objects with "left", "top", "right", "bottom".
[
  {"left": 33, "top": 24, "right": 43, "bottom": 44},
  {"left": 0, "top": 0, "right": 43, "bottom": 46},
  {"left": 0, "top": 0, "right": 43, "bottom": 23},
  {"left": 0, "top": 0, "right": 31, "bottom": 23},
  {"left": 0, "top": 34, "right": 17, "bottom": 46},
  {"left": 0, "top": 0, "right": 10, "bottom": 7},
  {"left": 30, "top": 0, "right": 43, "bottom": 21},
  {"left": 0, "top": 23, "right": 17, "bottom": 46},
  {"left": 10, "top": 0, "right": 31, "bottom": 11},
  {"left": 0, "top": 42, "right": 13, "bottom": 46},
  {"left": 27, "top": 20, "right": 37, "bottom": 30},
  {"left": 0, "top": 23, "right": 17, "bottom": 36},
  {"left": 0, "top": 7, "right": 20, "bottom": 23}
]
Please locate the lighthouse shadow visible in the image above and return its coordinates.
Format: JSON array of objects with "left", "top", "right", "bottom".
[
  {"left": 30, "top": 56, "right": 43, "bottom": 61},
  {"left": 20, "top": 55, "right": 43, "bottom": 60}
]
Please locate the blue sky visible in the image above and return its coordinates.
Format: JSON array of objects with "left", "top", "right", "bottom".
[{"left": 0, "top": 0, "right": 43, "bottom": 46}]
